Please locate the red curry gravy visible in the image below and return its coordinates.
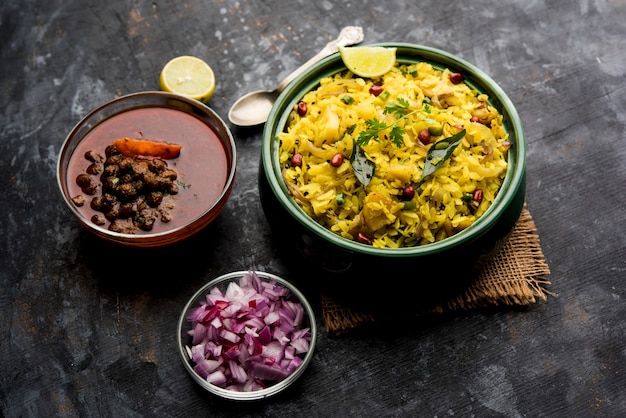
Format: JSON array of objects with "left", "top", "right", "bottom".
[{"left": 67, "top": 106, "right": 230, "bottom": 234}]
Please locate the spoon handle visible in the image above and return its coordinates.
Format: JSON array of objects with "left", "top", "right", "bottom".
[{"left": 276, "top": 26, "right": 364, "bottom": 92}]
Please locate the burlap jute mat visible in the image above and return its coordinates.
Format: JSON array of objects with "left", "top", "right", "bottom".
[{"left": 321, "top": 207, "right": 553, "bottom": 336}]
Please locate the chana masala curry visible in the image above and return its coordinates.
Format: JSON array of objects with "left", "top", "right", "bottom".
[{"left": 67, "top": 107, "right": 229, "bottom": 234}]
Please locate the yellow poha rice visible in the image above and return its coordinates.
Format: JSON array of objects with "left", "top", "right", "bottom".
[{"left": 278, "top": 62, "right": 511, "bottom": 249}]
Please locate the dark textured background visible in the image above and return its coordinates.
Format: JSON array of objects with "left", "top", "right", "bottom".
[{"left": 1, "top": 0, "right": 625, "bottom": 416}]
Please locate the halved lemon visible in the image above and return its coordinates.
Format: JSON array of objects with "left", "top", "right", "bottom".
[
  {"left": 338, "top": 46, "right": 397, "bottom": 78},
  {"left": 159, "top": 56, "right": 216, "bottom": 103}
]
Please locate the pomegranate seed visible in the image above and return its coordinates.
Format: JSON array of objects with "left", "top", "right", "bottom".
[
  {"left": 449, "top": 72, "right": 464, "bottom": 84},
  {"left": 357, "top": 232, "right": 372, "bottom": 245},
  {"left": 297, "top": 101, "right": 307, "bottom": 116},
  {"left": 418, "top": 129, "right": 431, "bottom": 144},
  {"left": 369, "top": 85, "right": 384, "bottom": 96},
  {"left": 330, "top": 153, "right": 344, "bottom": 167},
  {"left": 291, "top": 153, "right": 303, "bottom": 167},
  {"left": 402, "top": 186, "right": 415, "bottom": 200}
]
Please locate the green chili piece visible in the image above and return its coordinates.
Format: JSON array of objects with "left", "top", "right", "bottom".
[
  {"left": 403, "top": 201, "right": 417, "bottom": 210},
  {"left": 435, "top": 140, "right": 450, "bottom": 150},
  {"left": 428, "top": 125, "right": 443, "bottom": 136}
]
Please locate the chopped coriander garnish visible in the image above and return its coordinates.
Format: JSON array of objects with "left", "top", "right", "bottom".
[
  {"left": 379, "top": 90, "right": 390, "bottom": 101},
  {"left": 356, "top": 98, "right": 417, "bottom": 147}
]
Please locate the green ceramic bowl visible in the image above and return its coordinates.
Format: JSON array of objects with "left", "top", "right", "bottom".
[{"left": 260, "top": 43, "right": 526, "bottom": 300}]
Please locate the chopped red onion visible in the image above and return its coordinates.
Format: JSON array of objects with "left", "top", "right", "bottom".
[
  {"left": 207, "top": 370, "right": 227, "bottom": 386},
  {"left": 186, "top": 271, "right": 312, "bottom": 391}
]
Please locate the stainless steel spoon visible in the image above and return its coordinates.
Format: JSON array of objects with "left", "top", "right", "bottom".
[{"left": 228, "top": 26, "right": 364, "bottom": 127}]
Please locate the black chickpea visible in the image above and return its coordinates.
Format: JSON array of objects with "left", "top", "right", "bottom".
[{"left": 74, "top": 142, "right": 180, "bottom": 234}]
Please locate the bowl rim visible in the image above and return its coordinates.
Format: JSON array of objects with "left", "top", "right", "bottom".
[
  {"left": 262, "top": 42, "right": 526, "bottom": 257},
  {"left": 176, "top": 270, "right": 318, "bottom": 401},
  {"left": 56, "top": 91, "right": 237, "bottom": 246}
]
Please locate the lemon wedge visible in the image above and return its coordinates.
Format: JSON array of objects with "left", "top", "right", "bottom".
[
  {"left": 338, "top": 46, "right": 397, "bottom": 78},
  {"left": 159, "top": 56, "right": 216, "bottom": 102}
]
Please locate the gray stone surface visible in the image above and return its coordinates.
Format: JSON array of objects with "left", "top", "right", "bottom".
[{"left": 1, "top": 0, "right": 625, "bottom": 416}]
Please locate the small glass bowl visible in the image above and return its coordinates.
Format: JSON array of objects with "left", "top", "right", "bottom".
[{"left": 177, "top": 271, "right": 317, "bottom": 401}]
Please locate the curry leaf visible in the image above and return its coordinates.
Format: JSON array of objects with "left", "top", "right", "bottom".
[
  {"left": 350, "top": 138, "right": 375, "bottom": 187},
  {"left": 420, "top": 129, "right": 466, "bottom": 181}
]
